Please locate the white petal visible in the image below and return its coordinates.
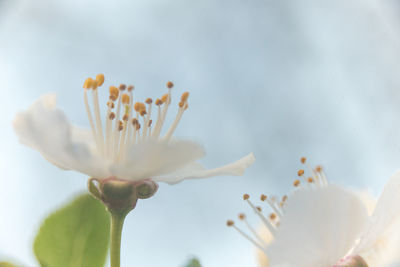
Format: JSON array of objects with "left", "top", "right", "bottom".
[
  {"left": 353, "top": 171, "right": 400, "bottom": 254},
  {"left": 267, "top": 185, "right": 369, "bottom": 267},
  {"left": 110, "top": 139, "right": 205, "bottom": 181},
  {"left": 13, "top": 94, "right": 108, "bottom": 178},
  {"left": 153, "top": 152, "right": 255, "bottom": 184}
]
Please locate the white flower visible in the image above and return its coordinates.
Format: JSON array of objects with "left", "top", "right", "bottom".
[
  {"left": 13, "top": 75, "right": 255, "bottom": 185},
  {"left": 227, "top": 158, "right": 400, "bottom": 267}
]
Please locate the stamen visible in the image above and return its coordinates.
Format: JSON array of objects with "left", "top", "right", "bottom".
[
  {"left": 122, "top": 94, "right": 130, "bottom": 105},
  {"left": 315, "top": 165, "right": 328, "bottom": 186},
  {"left": 226, "top": 220, "right": 265, "bottom": 251},
  {"left": 118, "top": 121, "right": 124, "bottom": 131},
  {"left": 109, "top": 86, "right": 119, "bottom": 101},
  {"left": 142, "top": 99, "right": 153, "bottom": 140},
  {"left": 166, "top": 81, "right": 174, "bottom": 89},
  {"left": 163, "top": 92, "right": 189, "bottom": 141},
  {"left": 119, "top": 84, "right": 126, "bottom": 91},
  {"left": 127, "top": 85, "right": 134, "bottom": 92},
  {"left": 161, "top": 94, "right": 169, "bottom": 104},
  {"left": 96, "top": 74, "right": 105, "bottom": 86},
  {"left": 238, "top": 213, "right": 267, "bottom": 246},
  {"left": 260, "top": 194, "right": 283, "bottom": 219},
  {"left": 293, "top": 179, "right": 301, "bottom": 188},
  {"left": 301, "top": 156, "right": 321, "bottom": 186},
  {"left": 152, "top": 81, "right": 173, "bottom": 138},
  {"left": 131, "top": 118, "right": 138, "bottom": 145},
  {"left": 297, "top": 169, "right": 312, "bottom": 188},
  {"left": 112, "top": 88, "right": 123, "bottom": 160},
  {"left": 83, "top": 77, "right": 94, "bottom": 89},
  {"left": 155, "top": 99, "right": 162, "bottom": 106},
  {"left": 243, "top": 194, "right": 276, "bottom": 235},
  {"left": 91, "top": 80, "right": 105, "bottom": 154},
  {"left": 83, "top": 79, "right": 99, "bottom": 149}
]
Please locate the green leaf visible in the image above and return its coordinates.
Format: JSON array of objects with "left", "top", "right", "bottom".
[
  {"left": 34, "top": 194, "right": 110, "bottom": 267},
  {"left": 185, "top": 258, "right": 202, "bottom": 267},
  {"left": 0, "top": 262, "right": 19, "bottom": 267}
]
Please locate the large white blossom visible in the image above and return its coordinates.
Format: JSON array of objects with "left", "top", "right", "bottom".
[
  {"left": 13, "top": 75, "right": 254, "bottom": 185},
  {"left": 228, "top": 158, "right": 400, "bottom": 267}
]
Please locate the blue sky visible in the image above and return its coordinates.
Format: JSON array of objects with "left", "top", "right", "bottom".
[{"left": 1, "top": 0, "right": 400, "bottom": 266}]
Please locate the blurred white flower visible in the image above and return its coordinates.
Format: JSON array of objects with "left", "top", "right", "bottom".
[
  {"left": 13, "top": 74, "right": 255, "bottom": 185},
  {"left": 228, "top": 158, "right": 400, "bottom": 267}
]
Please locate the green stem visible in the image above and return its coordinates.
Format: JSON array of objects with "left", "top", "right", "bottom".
[{"left": 110, "top": 212, "right": 127, "bottom": 267}]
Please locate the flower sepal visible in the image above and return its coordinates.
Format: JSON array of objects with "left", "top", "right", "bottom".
[
  {"left": 334, "top": 255, "right": 369, "bottom": 267},
  {"left": 88, "top": 177, "right": 158, "bottom": 214}
]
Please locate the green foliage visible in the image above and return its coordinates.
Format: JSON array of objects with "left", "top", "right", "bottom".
[
  {"left": 0, "top": 262, "right": 19, "bottom": 267},
  {"left": 185, "top": 258, "right": 202, "bottom": 267},
  {"left": 33, "top": 194, "right": 110, "bottom": 267}
]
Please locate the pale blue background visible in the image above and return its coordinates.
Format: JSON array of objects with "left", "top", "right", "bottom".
[{"left": 1, "top": 0, "right": 400, "bottom": 266}]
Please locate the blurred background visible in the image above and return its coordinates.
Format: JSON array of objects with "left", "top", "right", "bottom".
[{"left": 1, "top": 0, "right": 400, "bottom": 266}]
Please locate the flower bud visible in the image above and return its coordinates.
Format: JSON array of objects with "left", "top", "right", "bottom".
[
  {"left": 135, "top": 180, "right": 158, "bottom": 199},
  {"left": 87, "top": 177, "right": 159, "bottom": 214}
]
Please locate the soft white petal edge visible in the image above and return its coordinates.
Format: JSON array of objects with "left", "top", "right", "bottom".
[
  {"left": 152, "top": 152, "right": 256, "bottom": 184},
  {"left": 267, "top": 185, "right": 369, "bottom": 267},
  {"left": 13, "top": 94, "right": 108, "bottom": 178},
  {"left": 353, "top": 171, "right": 400, "bottom": 254}
]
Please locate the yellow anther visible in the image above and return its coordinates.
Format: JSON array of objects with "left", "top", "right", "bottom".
[
  {"left": 300, "top": 157, "right": 307, "bottom": 164},
  {"left": 135, "top": 122, "right": 141, "bottom": 130},
  {"left": 161, "top": 93, "right": 169, "bottom": 103},
  {"left": 96, "top": 74, "right": 105, "bottom": 86},
  {"left": 122, "top": 94, "right": 130, "bottom": 104},
  {"left": 184, "top": 103, "right": 189, "bottom": 110},
  {"left": 238, "top": 213, "right": 246, "bottom": 220},
  {"left": 307, "top": 177, "right": 314, "bottom": 183},
  {"left": 118, "top": 121, "right": 124, "bottom": 131},
  {"left": 132, "top": 118, "right": 138, "bottom": 125},
  {"left": 226, "top": 220, "right": 234, "bottom": 226},
  {"left": 297, "top": 169, "right": 305, "bottom": 176},
  {"left": 179, "top": 101, "right": 184, "bottom": 108},
  {"left": 109, "top": 112, "right": 116, "bottom": 120},
  {"left": 269, "top": 213, "right": 277, "bottom": 220},
  {"left": 293, "top": 179, "right": 301, "bottom": 187},
  {"left": 181, "top": 92, "right": 189, "bottom": 102},
  {"left": 155, "top": 99, "right": 163, "bottom": 106},
  {"left": 109, "top": 86, "right": 119, "bottom": 99},
  {"left": 260, "top": 194, "right": 267, "bottom": 201},
  {"left": 127, "top": 85, "right": 134, "bottom": 92},
  {"left": 119, "top": 84, "right": 127, "bottom": 91},
  {"left": 134, "top": 102, "right": 145, "bottom": 112},
  {"left": 107, "top": 101, "right": 115, "bottom": 109},
  {"left": 315, "top": 165, "right": 323, "bottom": 173},
  {"left": 256, "top": 206, "right": 262, "bottom": 212},
  {"left": 166, "top": 81, "right": 174, "bottom": 89},
  {"left": 243, "top": 194, "right": 250, "bottom": 200},
  {"left": 122, "top": 114, "right": 129, "bottom": 121},
  {"left": 282, "top": 195, "right": 288, "bottom": 202},
  {"left": 91, "top": 80, "right": 99, "bottom": 90},
  {"left": 145, "top": 98, "right": 153, "bottom": 104},
  {"left": 83, "top": 77, "right": 94, "bottom": 89}
]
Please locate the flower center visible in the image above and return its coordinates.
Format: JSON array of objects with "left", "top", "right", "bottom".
[
  {"left": 227, "top": 157, "right": 329, "bottom": 252},
  {"left": 82, "top": 74, "right": 189, "bottom": 163}
]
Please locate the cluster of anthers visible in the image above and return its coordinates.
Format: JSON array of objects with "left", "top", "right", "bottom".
[
  {"left": 82, "top": 74, "right": 189, "bottom": 163},
  {"left": 226, "top": 157, "right": 328, "bottom": 250}
]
